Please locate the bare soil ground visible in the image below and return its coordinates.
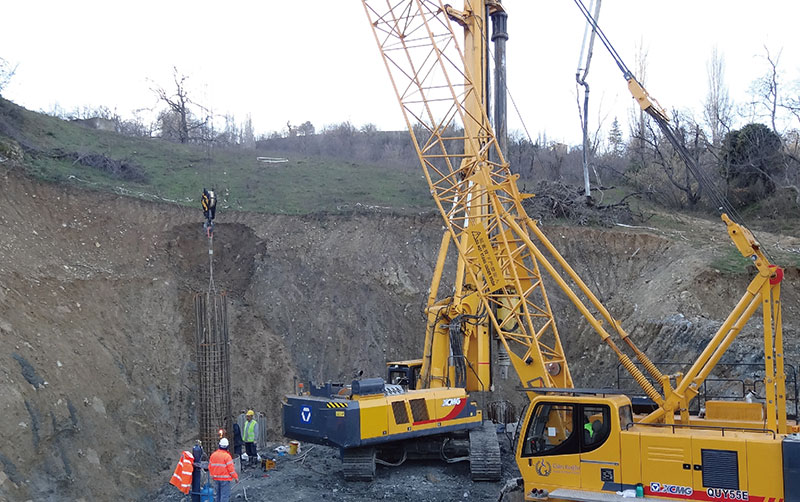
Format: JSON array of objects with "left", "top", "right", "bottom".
[
  {"left": 151, "top": 439, "right": 524, "bottom": 502},
  {"left": 0, "top": 163, "right": 798, "bottom": 501}
]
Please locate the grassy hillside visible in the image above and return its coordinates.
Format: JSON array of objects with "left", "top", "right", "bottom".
[
  {"left": 2, "top": 97, "right": 799, "bottom": 270},
  {"left": 0, "top": 98, "right": 432, "bottom": 214}
]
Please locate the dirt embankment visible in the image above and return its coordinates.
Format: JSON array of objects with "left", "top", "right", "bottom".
[
  {"left": 0, "top": 167, "right": 798, "bottom": 501},
  {"left": 0, "top": 167, "right": 451, "bottom": 501}
]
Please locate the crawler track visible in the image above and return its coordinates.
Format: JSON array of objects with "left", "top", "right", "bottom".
[
  {"left": 342, "top": 447, "right": 377, "bottom": 481},
  {"left": 469, "top": 421, "right": 502, "bottom": 481}
]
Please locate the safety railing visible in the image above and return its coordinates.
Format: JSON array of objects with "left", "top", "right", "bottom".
[{"left": 614, "top": 361, "right": 798, "bottom": 419}]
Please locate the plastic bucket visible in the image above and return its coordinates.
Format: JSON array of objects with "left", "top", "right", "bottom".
[{"left": 289, "top": 440, "right": 299, "bottom": 455}]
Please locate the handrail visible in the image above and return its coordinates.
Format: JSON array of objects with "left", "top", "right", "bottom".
[
  {"left": 625, "top": 421, "right": 777, "bottom": 439},
  {"left": 615, "top": 361, "right": 799, "bottom": 419}
]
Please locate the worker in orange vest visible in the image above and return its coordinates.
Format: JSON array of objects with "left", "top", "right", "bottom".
[
  {"left": 209, "top": 437, "right": 238, "bottom": 502},
  {"left": 169, "top": 450, "right": 194, "bottom": 494}
]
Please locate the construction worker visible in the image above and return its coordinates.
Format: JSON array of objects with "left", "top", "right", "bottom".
[
  {"left": 201, "top": 188, "right": 217, "bottom": 236},
  {"left": 232, "top": 422, "right": 245, "bottom": 470},
  {"left": 168, "top": 450, "right": 193, "bottom": 495},
  {"left": 209, "top": 437, "right": 238, "bottom": 502},
  {"left": 242, "top": 410, "right": 259, "bottom": 466}
]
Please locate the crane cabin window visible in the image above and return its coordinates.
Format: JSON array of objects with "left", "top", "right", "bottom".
[
  {"left": 619, "top": 405, "right": 633, "bottom": 430},
  {"left": 521, "top": 403, "right": 578, "bottom": 457},
  {"left": 581, "top": 405, "right": 611, "bottom": 452}
]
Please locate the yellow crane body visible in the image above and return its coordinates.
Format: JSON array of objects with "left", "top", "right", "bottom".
[{"left": 517, "top": 394, "right": 789, "bottom": 500}]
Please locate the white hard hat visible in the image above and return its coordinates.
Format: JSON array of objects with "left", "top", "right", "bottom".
[{"left": 219, "top": 437, "right": 229, "bottom": 448}]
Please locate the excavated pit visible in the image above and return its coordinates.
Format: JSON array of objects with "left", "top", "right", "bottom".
[{"left": 0, "top": 168, "right": 798, "bottom": 501}]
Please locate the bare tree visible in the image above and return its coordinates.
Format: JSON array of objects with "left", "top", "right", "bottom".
[
  {"left": 241, "top": 114, "right": 255, "bottom": 147},
  {"left": 748, "top": 47, "right": 783, "bottom": 134},
  {"left": 286, "top": 121, "right": 295, "bottom": 138},
  {"left": 703, "top": 47, "right": 733, "bottom": 146},
  {"left": 297, "top": 121, "right": 315, "bottom": 136},
  {"left": 630, "top": 40, "right": 649, "bottom": 146},
  {"left": 118, "top": 108, "right": 155, "bottom": 137},
  {"left": 220, "top": 113, "right": 238, "bottom": 145},
  {"left": 151, "top": 67, "right": 208, "bottom": 143},
  {"left": 782, "top": 75, "right": 800, "bottom": 127},
  {"left": 649, "top": 113, "right": 705, "bottom": 208},
  {"left": 627, "top": 40, "right": 651, "bottom": 171},
  {"left": 0, "top": 56, "right": 17, "bottom": 96}
]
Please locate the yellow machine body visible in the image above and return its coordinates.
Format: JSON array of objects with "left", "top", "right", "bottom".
[
  {"left": 283, "top": 380, "right": 484, "bottom": 453},
  {"left": 517, "top": 395, "right": 786, "bottom": 501},
  {"left": 354, "top": 387, "right": 482, "bottom": 441}
]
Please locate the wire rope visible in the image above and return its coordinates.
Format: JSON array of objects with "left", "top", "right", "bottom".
[{"left": 570, "top": 0, "right": 769, "bottom": 259}]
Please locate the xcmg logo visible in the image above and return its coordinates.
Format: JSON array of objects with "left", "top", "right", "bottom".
[
  {"left": 441, "top": 398, "right": 462, "bottom": 407},
  {"left": 650, "top": 483, "right": 693, "bottom": 496}
]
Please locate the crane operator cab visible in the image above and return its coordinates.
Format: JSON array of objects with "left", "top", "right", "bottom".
[
  {"left": 517, "top": 391, "right": 793, "bottom": 501},
  {"left": 386, "top": 360, "right": 422, "bottom": 390},
  {"left": 517, "top": 394, "right": 632, "bottom": 496}
]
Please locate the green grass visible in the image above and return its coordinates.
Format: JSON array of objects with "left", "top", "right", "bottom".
[
  {"left": 711, "top": 245, "right": 800, "bottom": 275},
  {"left": 711, "top": 247, "right": 755, "bottom": 275},
  {"left": 209, "top": 151, "right": 432, "bottom": 214},
  {"left": 1, "top": 99, "right": 432, "bottom": 214}
]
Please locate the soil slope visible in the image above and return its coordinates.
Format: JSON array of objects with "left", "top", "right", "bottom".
[{"left": 0, "top": 165, "right": 798, "bottom": 501}]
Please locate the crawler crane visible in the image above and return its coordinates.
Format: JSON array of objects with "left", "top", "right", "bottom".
[
  {"left": 283, "top": 0, "right": 571, "bottom": 481},
  {"left": 283, "top": 2, "right": 800, "bottom": 499}
]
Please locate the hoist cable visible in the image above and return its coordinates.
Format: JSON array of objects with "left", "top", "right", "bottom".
[
  {"left": 571, "top": 0, "right": 764, "bottom": 257},
  {"left": 571, "top": 0, "right": 633, "bottom": 79}
]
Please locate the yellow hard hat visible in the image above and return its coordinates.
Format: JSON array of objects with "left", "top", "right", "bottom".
[{"left": 246, "top": 409, "right": 255, "bottom": 417}]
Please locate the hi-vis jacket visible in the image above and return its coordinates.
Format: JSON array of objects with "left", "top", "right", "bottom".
[
  {"left": 169, "top": 451, "right": 194, "bottom": 494},
  {"left": 243, "top": 420, "right": 257, "bottom": 443},
  {"left": 209, "top": 449, "right": 238, "bottom": 482}
]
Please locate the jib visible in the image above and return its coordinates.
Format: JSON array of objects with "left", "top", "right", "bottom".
[
  {"left": 442, "top": 398, "right": 462, "bottom": 407},
  {"left": 707, "top": 488, "right": 749, "bottom": 501}
]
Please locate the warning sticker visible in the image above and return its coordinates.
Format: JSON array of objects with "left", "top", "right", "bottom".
[{"left": 467, "top": 223, "right": 506, "bottom": 291}]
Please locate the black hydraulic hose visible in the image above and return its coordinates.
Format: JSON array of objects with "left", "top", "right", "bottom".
[
  {"left": 443, "top": 308, "right": 488, "bottom": 389},
  {"left": 447, "top": 317, "right": 467, "bottom": 388}
]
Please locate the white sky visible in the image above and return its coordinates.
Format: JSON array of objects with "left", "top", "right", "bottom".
[{"left": 1, "top": 1, "right": 798, "bottom": 145}]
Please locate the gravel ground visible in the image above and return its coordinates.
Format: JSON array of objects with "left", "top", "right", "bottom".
[{"left": 151, "top": 433, "right": 524, "bottom": 502}]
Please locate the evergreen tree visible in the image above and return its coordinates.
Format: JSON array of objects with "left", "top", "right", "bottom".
[{"left": 608, "top": 117, "right": 624, "bottom": 156}]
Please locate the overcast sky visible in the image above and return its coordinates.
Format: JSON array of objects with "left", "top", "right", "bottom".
[{"left": 1, "top": 1, "right": 798, "bottom": 145}]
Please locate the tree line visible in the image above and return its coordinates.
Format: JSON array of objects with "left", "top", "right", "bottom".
[
  {"left": 256, "top": 114, "right": 799, "bottom": 214},
  {"left": 3, "top": 54, "right": 798, "bottom": 214}
]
